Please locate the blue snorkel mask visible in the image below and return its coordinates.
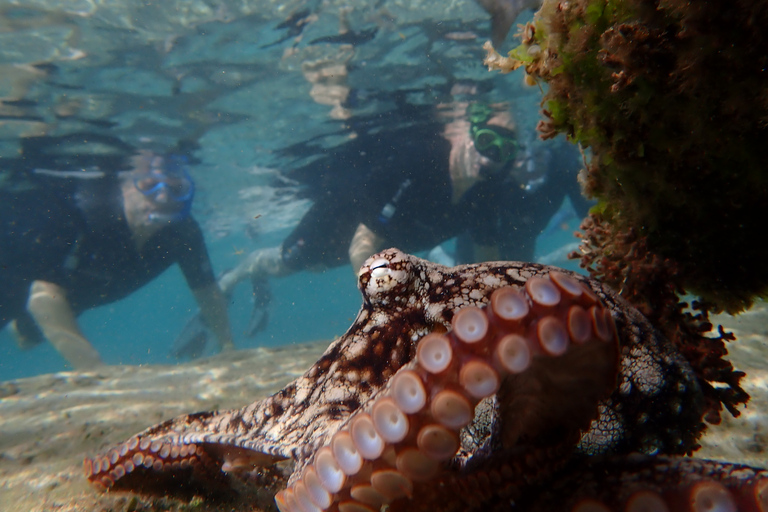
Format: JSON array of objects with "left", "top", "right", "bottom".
[{"left": 134, "top": 155, "right": 195, "bottom": 224}]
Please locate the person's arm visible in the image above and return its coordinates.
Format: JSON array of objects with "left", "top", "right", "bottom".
[
  {"left": 191, "top": 283, "right": 234, "bottom": 352},
  {"left": 349, "top": 222, "right": 387, "bottom": 272},
  {"left": 26, "top": 280, "right": 104, "bottom": 369}
]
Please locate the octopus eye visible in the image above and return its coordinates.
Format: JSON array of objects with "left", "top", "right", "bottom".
[
  {"left": 369, "top": 258, "right": 391, "bottom": 278},
  {"left": 360, "top": 249, "right": 413, "bottom": 302}
]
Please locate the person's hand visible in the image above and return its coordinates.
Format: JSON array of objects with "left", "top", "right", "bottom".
[
  {"left": 245, "top": 276, "right": 272, "bottom": 337},
  {"left": 170, "top": 313, "right": 212, "bottom": 360},
  {"left": 217, "top": 267, "right": 240, "bottom": 297}
]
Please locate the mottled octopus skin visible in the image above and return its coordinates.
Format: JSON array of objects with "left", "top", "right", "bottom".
[
  {"left": 522, "top": 455, "right": 768, "bottom": 512},
  {"left": 415, "top": 454, "right": 768, "bottom": 512},
  {"left": 84, "top": 248, "right": 764, "bottom": 511}
]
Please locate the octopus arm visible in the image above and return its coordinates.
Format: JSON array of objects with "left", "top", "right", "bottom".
[
  {"left": 83, "top": 408, "right": 289, "bottom": 498},
  {"left": 522, "top": 454, "right": 768, "bottom": 512}
]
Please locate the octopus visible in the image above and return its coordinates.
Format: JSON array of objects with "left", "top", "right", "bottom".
[{"left": 84, "top": 248, "right": 768, "bottom": 511}]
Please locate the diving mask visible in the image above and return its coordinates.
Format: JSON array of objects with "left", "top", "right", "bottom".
[
  {"left": 134, "top": 155, "right": 195, "bottom": 223},
  {"left": 471, "top": 124, "right": 518, "bottom": 165}
]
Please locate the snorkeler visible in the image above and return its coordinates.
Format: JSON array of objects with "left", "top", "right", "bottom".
[
  {"left": 0, "top": 143, "right": 233, "bottom": 369},
  {"left": 174, "top": 102, "right": 591, "bottom": 353}
]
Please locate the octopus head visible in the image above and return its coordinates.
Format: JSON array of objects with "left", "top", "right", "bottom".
[{"left": 358, "top": 248, "right": 417, "bottom": 307}]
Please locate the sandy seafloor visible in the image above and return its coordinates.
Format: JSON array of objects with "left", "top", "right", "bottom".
[{"left": 2, "top": 306, "right": 768, "bottom": 512}]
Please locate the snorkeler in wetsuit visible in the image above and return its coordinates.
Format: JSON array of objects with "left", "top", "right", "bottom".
[
  {"left": 174, "top": 102, "right": 591, "bottom": 352},
  {"left": 0, "top": 146, "right": 233, "bottom": 369}
]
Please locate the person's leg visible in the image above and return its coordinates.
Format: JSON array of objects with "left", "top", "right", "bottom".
[{"left": 26, "top": 280, "right": 104, "bottom": 369}]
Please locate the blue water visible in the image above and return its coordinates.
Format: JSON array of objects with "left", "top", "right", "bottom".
[{"left": 0, "top": 1, "right": 586, "bottom": 381}]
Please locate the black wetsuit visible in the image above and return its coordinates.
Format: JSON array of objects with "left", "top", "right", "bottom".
[
  {"left": 0, "top": 174, "right": 215, "bottom": 330},
  {"left": 280, "top": 125, "right": 591, "bottom": 271}
]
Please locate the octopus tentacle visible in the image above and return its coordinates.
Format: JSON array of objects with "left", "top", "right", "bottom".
[
  {"left": 275, "top": 273, "right": 619, "bottom": 512},
  {"left": 522, "top": 455, "right": 768, "bottom": 512},
  {"left": 405, "top": 454, "right": 768, "bottom": 512},
  {"left": 81, "top": 408, "right": 290, "bottom": 497},
  {"left": 81, "top": 428, "right": 256, "bottom": 498}
]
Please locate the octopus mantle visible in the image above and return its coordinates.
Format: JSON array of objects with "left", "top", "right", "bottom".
[{"left": 85, "top": 249, "right": 768, "bottom": 511}]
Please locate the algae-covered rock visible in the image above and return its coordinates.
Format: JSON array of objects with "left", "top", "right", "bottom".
[{"left": 490, "top": 0, "right": 768, "bottom": 314}]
